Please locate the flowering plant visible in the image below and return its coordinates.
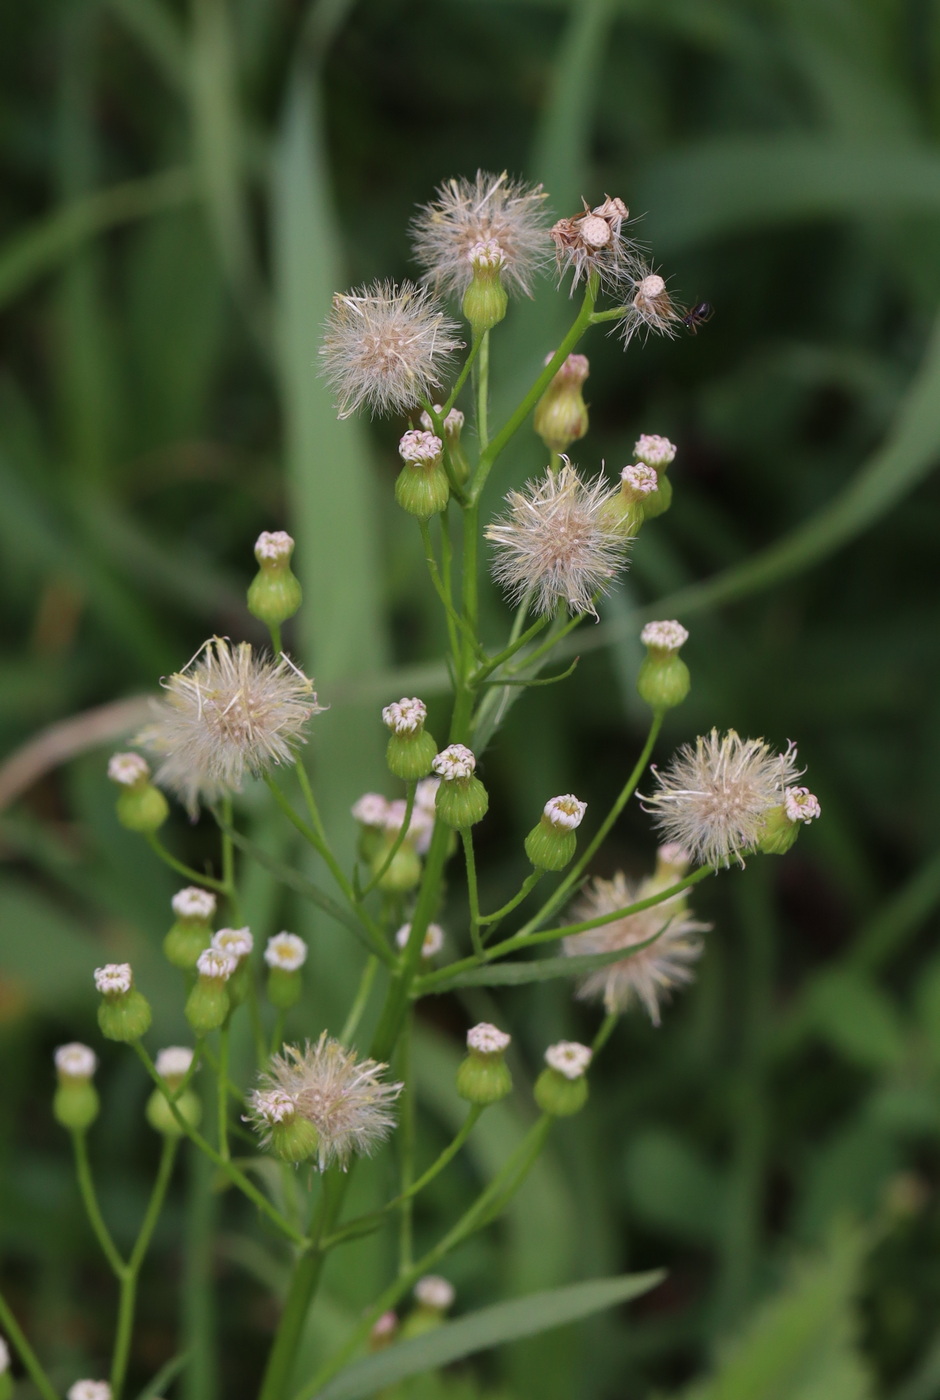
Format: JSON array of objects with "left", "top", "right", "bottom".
[{"left": 0, "top": 171, "right": 819, "bottom": 1400}]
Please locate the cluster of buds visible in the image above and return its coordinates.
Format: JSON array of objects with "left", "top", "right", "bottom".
[
  {"left": 107, "top": 752, "right": 168, "bottom": 834},
  {"left": 419, "top": 405, "right": 470, "bottom": 484}
]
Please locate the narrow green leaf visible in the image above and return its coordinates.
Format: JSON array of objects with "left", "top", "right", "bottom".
[
  {"left": 135, "top": 1353, "right": 189, "bottom": 1400},
  {"left": 418, "top": 942, "right": 644, "bottom": 995},
  {"left": 804, "top": 968, "right": 905, "bottom": 1071},
  {"left": 307, "top": 1272, "right": 664, "bottom": 1400}
]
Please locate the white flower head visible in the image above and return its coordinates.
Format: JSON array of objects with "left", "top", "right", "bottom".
[
  {"left": 211, "top": 926, "right": 253, "bottom": 961},
  {"left": 544, "top": 795, "right": 587, "bottom": 831},
  {"left": 641, "top": 620, "right": 689, "bottom": 652},
  {"left": 320, "top": 280, "right": 462, "bottom": 419},
  {"left": 55, "top": 1043, "right": 98, "bottom": 1079},
  {"left": 468, "top": 238, "right": 506, "bottom": 272},
  {"left": 382, "top": 697, "right": 427, "bottom": 734},
  {"left": 634, "top": 434, "right": 677, "bottom": 469},
  {"left": 94, "top": 964, "right": 132, "bottom": 996},
  {"left": 565, "top": 870, "right": 709, "bottom": 1024},
  {"left": 155, "top": 1046, "right": 195, "bottom": 1080},
  {"left": 642, "top": 728, "right": 805, "bottom": 868},
  {"left": 196, "top": 948, "right": 237, "bottom": 981},
  {"left": 398, "top": 430, "right": 442, "bottom": 467},
  {"left": 68, "top": 1383, "right": 112, "bottom": 1400},
  {"left": 620, "top": 463, "right": 659, "bottom": 496},
  {"left": 414, "top": 1275, "right": 455, "bottom": 1310},
  {"left": 544, "top": 1041, "right": 592, "bottom": 1079},
  {"left": 486, "top": 462, "right": 629, "bottom": 618},
  {"left": 395, "top": 922, "right": 444, "bottom": 958},
  {"left": 254, "top": 531, "right": 294, "bottom": 562},
  {"left": 352, "top": 793, "right": 390, "bottom": 827},
  {"left": 250, "top": 1033, "right": 402, "bottom": 1170},
  {"left": 550, "top": 195, "right": 645, "bottom": 295},
  {"left": 411, "top": 170, "right": 549, "bottom": 297},
  {"left": 171, "top": 887, "right": 216, "bottom": 921},
  {"left": 467, "top": 1022, "right": 511, "bottom": 1055},
  {"left": 432, "top": 744, "right": 476, "bottom": 780},
  {"left": 785, "top": 786, "right": 821, "bottom": 823},
  {"left": 265, "top": 932, "right": 308, "bottom": 971},
  {"left": 139, "top": 638, "right": 321, "bottom": 817},
  {"left": 420, "top": 405, "right": 464, "bottom": 437},
  {"left": 107, "top": 752, "right": 149, "bottom": 786}
]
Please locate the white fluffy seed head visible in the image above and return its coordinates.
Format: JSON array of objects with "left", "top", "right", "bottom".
[
  {"left": 414, "top": 1275, "right": 455, "bottom": 1310},
  {"left": 550, "top": 195, "right": 645, "bottom": 295},
  {"left": 486, "top": 462, "right": 630, "bottom": 618},
  {"left": 619, "top": 275, "right": 683, "bottom": 346},
  {"left": 155, "top": 1047, "right": 195, "bottom": 1080},
  {"left": 467, "top": 1022, "right": 511, "bottom": 1055},
  {"left": 171, "top": 887, "right": 217, "bottom": 921},
  {"left": 254, "top": 531, "right": 294, "bottom": 562},
  {"left": 544, "top": 1041, "right": 592, "bottom": 1079},
  {"left": 212, "top": 927, "right": 253, "bottom": 961},
  {"left": 265, "top": 932, "right": 308, "bottom": 971},
  {"left": 785, "top": 786, "right": 821, "bottom": 823},
  {"left": 94, "top": 964, "right": 132, "bottom": 996},
  {"left": 641, "top": 620, "right": 689, "bottom": 652},
  {"left": 320, "top": 280, "right": 462, "bottom": 420},
  {"left": 411, "top": 170, "right": 549, "bottom": 298},
  {"left": 107, "top": 752, "right": 149, "bottom": 786},
  {"left": 138, "top": 638, "right": 322, "bottom": 818},
  {"left": 543, "top": 795, "right": 587, "bottom": 830},
  {"left": 352, "top": 793, "right": 390, "bottom": 826},
  {"left": 67, "top": 1383, "right": 112, "bottom": 1400},
  {"left": 196, "top": 948, "right": 237, "bottom": 981},
  {"left": 382, "top": 697, "right": 427, "bottom": 734},
  {"left": 634, "top": 434, "right": 677, "bottom": 468},
  {"left": 620, "top": 464, "right": 659, "bottom": 496},
  {"left": 398, "top": 430, "right": 443, "bottom": 467},
  {"left": 395, "top": 922, "right": 444, "bottom": 958},
  {"left": 432, "top": 744, "right": 476, "bottom": 780},
  {"left": 55, "top": 1043, "right": 98, "bottom": 1079}
]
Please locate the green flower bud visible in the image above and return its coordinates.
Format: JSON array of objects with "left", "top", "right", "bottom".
[
  {"left": 94, "top": 964, "right": 152, "bottom": 1043},
  {"left": 534, "top": 1042, "right": 592, "bottom": 1117},
  {"left": 247, "top": 530, "right": 303, "bottom": 629},
  {"left": 432, "top": 745, "right": 488, "bottom": 829},
  {"left": 421, "top": 406, "right": 470, "bottom": 484},
  {"left": 524, "top": 794, "right": 586, "bottom": 871},
  {"left": 757, "top": 786, "right": 821, "bottom": 855},
  {"left": 636, "top": 621, "right": 691, "bottom": 712},
  {"left": 185, "top": 949, "right": 235, "bottom": 1033},
  {"left": 164, "top": 886, "right": 216, "bottom": 970},
  {"left": 247, "top": 1088, "right": 319, "bottom": 1163},
  {"left": 456, "top": 1023, "right": 512, "bottom": 1105},
  {"left": 533, "top": 352, "right": 589, "bottom": 455},
  {"left": 395, "top": 430, "right": 450, "bottom": 519},
  {"left": 53, "top": 1043, "right": 100, "bottom": 1131},
  {"left": 401, "top": 1276, "right": 455, "bottom": 1338},
  {"left": 461, "top": 241, "right": 508, "bottom": 336},
  {"left": 211, "top": 927, "right": 253, "bottom": 1006},
  {"left": 108, "top": 752, "right": 169, "bottom": 834},
  {"left": 600, "top": 463, "right": 659, "bottom": 538},
  {"left": 370, "top": 833, "right": 422, "bottom": 892},
  {"left": 382, "top": 697, "right": 437, "bottom": 780},
  {"left": 264, "top": 932, "right": 307, "bottom": 1010},
  {"left": 146, "top": 1086, "right": 201, "bottom": 1136},
  {"left": 642, "top": 473, "right": 673, "bottom": 520}
]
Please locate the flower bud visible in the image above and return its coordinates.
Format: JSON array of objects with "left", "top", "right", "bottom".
[
  {"left": 456, "top": 1022, "right": 512, "bottom": 1105},
  {"left": 53, "top": 1043, "right": 100, "bottom": 1131},
  {"left": 395, "top": 922, "right": 444, "bottom": 961},
  {"left": 757, "top": 786, "right": 821, "bottom": 855},
  {"left": 461, "top": 241, "right": 508, "bottom": 336},
  {"left": 633, "top": 435, "right": 676, "bottom": 521},
  {"left": 211, "top": 927, "right": 253, "bottom": 1006},
  {"left": 264, "top": 932, "right": 307, "bottom": 1010},
  {"left": 185, "top": 949, "right": 236, "bottom": 1033},
  {"left": 524, "top": 794, "right": 586, "bottom": 871},
  {"left": 352, "top": 792, "right": 390, "bottom": 863},
  {"left": 369, "top": 1312, "right": 398, "bottom": 1352},
  {"left": 420, "top": 406, "right": 470, "bottom": 484},
  {"left": 370, "top": 833, "right": 423, "bottom": 892},
  {"left": 401, "top": 1276, "right": 455, "bottom": 1339},
  {"left": 147, "top": 1048, "right": 201, "bottom": 1137},
  {"left": 395, "top": 430, "right": 450, "bottom": 519},
  {"left": 247, "top": 531, "right": 303, "bottom": 630},
  {"left": 164, "top": 886, "right": 216, "bottom": 970},
  {"left": 600, "top": 463, "right": 658, "bottom": 537},
  {"left": 432, "top": 745, "right": 488, "bottom": 829},
  {"left": 108, "top": 753, "right": 169, "bottom": 834},
  {"left": 533, "top": 352, "right": 589, "bottom": 455},
  {"left": 534, "top": 1041, "right": 591, "bottom": 1117},
  {"left": 248, "top": 1088, "right": 319, "bottom": 1163},
  {"left": 636, "top": 621, "right": 690, "bottom": 712},
  {"left": 94, "top": 964, "right": 152, "bottom": 1043},
  {"left": 382, "top": 697, "right": 438, "bottom": 780}
]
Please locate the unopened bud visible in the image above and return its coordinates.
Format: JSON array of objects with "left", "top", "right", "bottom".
[
  {"left": 462, "top": 241, "right": 508, "bottom": 336},
  {"left": 420, "top": 406, "right": 470, "bottom": 484},
  {"left": 456, "top": 1022, "right": 512, "bottom": 1105},
  {"left": 247, "top": 531, "right": 303, "bottom": 629},
  {"left": 248, "top": 1089, "right": 319, "bottom": 1163},
  {"left": 637, "top": 621, "right": 690, "bottom": 711},
  {"left": 395, "top": 430, "right": 450, "bottom": 518},
  {"left": 432, "top": 745, "right": 489, "bottom": 829},
  {"left": 108, "top": 753, "right": 169, "bottom": 834},
  {"left": 164, "top": 886, "right": 216, "bottom": 970},
  {"left": 382, "top": 697, "right": 438, "bottom": 780},
  {"left": 53, "top": 1043, "right": 100, "bottom": 1131},
  {"left": 758, "top": 786, "right": 821, "bottom": 855},
  {"left": 633, "top": 435, "right": 677, "bottom": 521},
  {"left": 601, "top": 463, "right": 658, "bottom": 536},
  {"left": 185, "top": 949, "right": 236, "bottom": 1033},
  {"left": 533, "top": 353, "right": 590, "bottom": 454},
  {"left": 524, "top": 794, "right": 587, "bottom": 871},
  {"left": 534, "top": 1042, "right": 591, "bottom": 1116},
  {"left": 95, "top": 964, "right": 152, "bottom": 1043}
]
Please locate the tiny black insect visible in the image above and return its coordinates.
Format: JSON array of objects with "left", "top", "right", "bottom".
[{"left": 681, "top": 301, "right": 714, "bottom": 334}]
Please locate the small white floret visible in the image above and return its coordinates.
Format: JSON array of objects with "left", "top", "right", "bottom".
[
  {"left": 641, "top": 620, "right": 689, "bottom": 652},
  {"left": 55, "top": 1043, "right": 98, "bottom": 1079},
  {"left": 107, "top": 752, "right": 149, "bottom": 786},
  {"left": 212, "top": 927, "right": 253, "bottom": 960},
  {"left": 784, "top": 786, "right": 821, "bottom": 823},
  {"left": 432, "top": 744, "right": 476, "bottom": 780},
  {"left": 544, "top": 1041, "right": 592, "bottom": 1079},
  {"left": 634, "top": 434, "right": 677, "bottom": 468},
  {"left": 543, "top": 795, "right": 587, "bottom": 831},
  {"left": 255, "top": 530, "right": 294, "bottom": 561},
  {"left": 264, "top": 932, "right": 308, "bottom": 971},
  {"left": 414, "top": 1275, "right": 455, "bottom": 1310},
  {"left": 68, "top": 1383, "right": 112, "bottom": 1400},
  {"left": 467, "top": 1022, "right": 511, "bottom": 1055},
  {"left": 395, "top": 923, "right": 444, "bottom": 958},
  {"left": 196, "top": 948, "right": 237, "bottom": 981},
  {"left": 155, "top": 1047, "right": 195, "bottom": 1080},
  {"left": 94, "top": 964, "right": 132, "bottom": 996},
  {"left": 382, "top": 697, "right": 427, "bottom": 734},
  {"left": 171, "top": 887, "right": 217, "bottom": 921}
]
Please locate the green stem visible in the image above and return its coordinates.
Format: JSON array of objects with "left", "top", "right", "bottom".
[
  {"left": 474, "top": 331, "right": 490, "bottom": 451},
  {"left": 145, "top": 834, "right": 227, "bottom": 892},
  {"left": 219, "top": 795, "right": 243, "bottom": 925},
  {"left": 470, "top": 614, "right": 550, "bottom": 685},
  {"left": 0, "top": 1290, "right": 60, "bottom": 1400},
  {"left": 479, "top": 870, "right": 543, "bottom": 930},
  {"left": 398, "top": 1007, "right": 416, "bottom": 1274},
  {"left": 462, "top": 829, "right": 484, "bottom": 958},
  {"left": 182, "top": 1150, "right": 217, "bottom": 1400},
  {"left": 362, "top": 785, "right": 417, "bottom": 897},
  {"left": 217, "top": 1022, "right": 230, "bottom": 1160},
  {"left": 441, "top": 336, "right": 482, "bottom": 416},
  {"left": 419, "top": 518, "right": 483, "bottom": 658},
  {"left": 268, "top": 620, "right": 284, "bottom": 656},
  {"left": 110, "top": 1136, "right": 178, "bottom": 1399},
  {"left": 592, "top": 1012, "right": 619, "bottom": 1056},
  {"left": 340, "top": 955, "right": 379, "bottom": 1044},
  {"left": 72, "top": 1130, "right": 125, "bottom": 1276}
]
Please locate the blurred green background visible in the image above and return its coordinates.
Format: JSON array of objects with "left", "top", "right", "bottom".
[{"left": 3, "top": 0, "right": 940, "bottom": 1397}]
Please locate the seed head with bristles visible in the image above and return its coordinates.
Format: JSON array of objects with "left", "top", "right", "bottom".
[
  {"left": 319, "top": 280, "right": 462, "bottom": 419},
  {"left": 550, "top": 195, "right": 646, "bottom": 295},
  {"left": 618, "top": 271, "right": 683, "bottom": 345},
  {"left": 641, "top": 728, "right": 805, "bottom": 868},
  {"left": 138, "top": 638, "right": 322, "bottom": 817},
  {"left": 486, "top": 462, "right": 629, "bottom": 617},
  {"left": 411, "top": 170, "right": 549, "bottom": 298}
]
